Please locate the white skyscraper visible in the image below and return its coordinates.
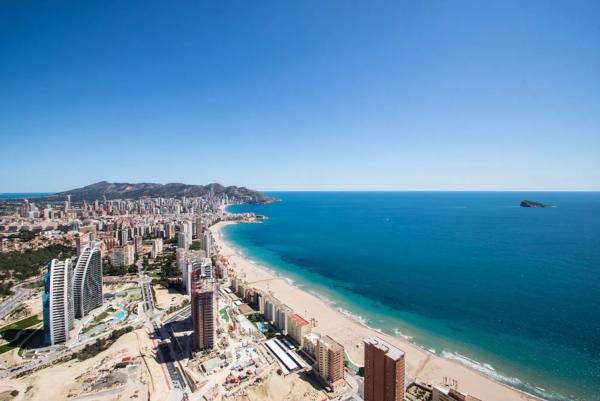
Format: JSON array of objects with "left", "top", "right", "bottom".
[
  {"left": 180, "top": 253, "right": 211, "bottom": 295},
  {"left": 185, "top": 220, "right": 193, "bottom": 243},
  {"left": 73, "top": 245, "right": 103, "bottom": 318},
  {"left": 43, "top": 259, "right": 75, "bottom": 345},
  {"left": 177, "top": 231, "right": 189, "bottom": 250},
  {"left": 151, "top": 238, "right": 163, "bottom": 259}
]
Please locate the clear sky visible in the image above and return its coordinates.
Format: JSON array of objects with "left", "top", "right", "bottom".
[{"left": 1, "top": 1, "right": 599, "bottom": 192}]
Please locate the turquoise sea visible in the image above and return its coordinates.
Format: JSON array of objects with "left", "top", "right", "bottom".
[
  {"left": 225, "top": 192, "right": 600, "bottom": 401},
  {"left": 0, "top": 193, "right": 53, "bottom": 199}
]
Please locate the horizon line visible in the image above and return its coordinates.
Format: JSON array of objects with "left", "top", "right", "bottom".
[{"left": 2, "top": 189, "right": 600, "bottom": 195}]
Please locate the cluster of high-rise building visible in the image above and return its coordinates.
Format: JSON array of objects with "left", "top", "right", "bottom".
[
  {"left": 9, "top": 192, "right": 488, "bottom": 401},
  {"left": 3, "top": 191, "right": 254, "bottom": 351},
  {"left": 231, "top": 278, "right": 313, "bottom": 348},
  {"left": 175, "top": 219, "right": 213, "bottom": 254},
  {"left": 108, "top": 244, "right": 135, "bottom": 267},
  {"left": 175, "top": 217, "right": 215, "bottom": 302},
  {"left": 1, "top": 191, "right": 258, "bottom": 259},
  {"left": 231, "top": 281, "right": 350, "bottom": 388},
  {"left": 229, "top": 277, "right": 351, "bottom": 384},
  {"left": 43, "top": 245, "right": 103, "bottom": 345},
  {"left": 228, "top": 275, "right": 410, "bottom": 396}
]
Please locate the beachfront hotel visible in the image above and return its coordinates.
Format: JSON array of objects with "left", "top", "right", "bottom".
[
  {"left": 274, "top": 304, "right": 293, "bottom": 334},
  {"left": 42, "top": 259, "right": 75, "bottom": 345},
  {"left": 364, "top": 336, "right": 406, "bottom": 401},
  {"left": 72, "top": 245, "right": 103, "bottom": 318},
  {"left": 287, "top": 313, "right": 311, "bottom": 346},
  {"left": 316, "top": 335, "right": 345, "bottom": 387}
]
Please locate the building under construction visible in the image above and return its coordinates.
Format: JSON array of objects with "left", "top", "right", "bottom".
[{"left": 191, "top": 260, "right": 216, "bottom": 350}]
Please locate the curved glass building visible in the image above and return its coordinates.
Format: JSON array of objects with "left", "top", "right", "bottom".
[
  {"left": 42, "top": 259, "right": 75, "bottom": 345},
  {"left": 73, "top": 245, "right": 103, "bottom": 318}
]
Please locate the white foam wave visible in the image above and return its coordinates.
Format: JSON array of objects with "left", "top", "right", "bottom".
[
  {"left": 392, "top": 327, "right": 414, "bottom": 342},
  {"left": 443, "top": 354, "right": 575, "bottom": 401},
  {"left": 337, "top": 307, "right": 369, "bottom": 326},
  {"left": 441, "top": 350, "right": 523, "bottom": 386},
  {"left": 309, "top": 290, "right": 334, "bottom": 306}
]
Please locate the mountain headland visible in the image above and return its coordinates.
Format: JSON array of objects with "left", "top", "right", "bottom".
[{"left": 32, "top": 181, "right": 275, "bottom": 203}]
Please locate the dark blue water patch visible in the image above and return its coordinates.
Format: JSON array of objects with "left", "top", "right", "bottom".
[{"left": 226, "top": 192, "right": 600, "bottom": 401}]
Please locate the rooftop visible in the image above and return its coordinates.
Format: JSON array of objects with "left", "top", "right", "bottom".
[
  {"left": 364, "top": 336, "right": 405, "bottom": 360},
  {"left": 237, "top": 303, "right": 255, "bottom": 316},
  {"left": 320, "top": 335, "right": 344, "bottom": 352},
  {"left": 290, "top": 313, "right": 310, "bottom": 326}
]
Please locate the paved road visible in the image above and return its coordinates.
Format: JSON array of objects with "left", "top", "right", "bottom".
[
  {"left": 164, "top": 305, "right": 191, "bottom": 324},
  {"left": 137, "top": 264, "right": 191, "bottom": 398},
  {"left": 141, "top": 281, "right": 154, "bottom": 312},
  {"left": 0, "top": 280, "right": 37, "bottom": 321},
  {"left": 138, "top": 261, "right": 155, "bottom": 313},
  {"left": 150, "top": 319, "right": 192, "bottom": 397}
]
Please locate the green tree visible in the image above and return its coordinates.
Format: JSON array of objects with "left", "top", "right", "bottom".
[
  {"left": 189, "top": 242, "right": 202, "bottom": 250},
  {"left": 0, "top": 244, "right": 75, "bottom": 281}
]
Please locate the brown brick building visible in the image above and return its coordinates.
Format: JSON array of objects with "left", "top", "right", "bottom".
[
  {"left": 363, "top": 336, "right": 405, "bottom": 401},
  {"left": 316, "top": 335, "right": 345, "bottom": 386}
]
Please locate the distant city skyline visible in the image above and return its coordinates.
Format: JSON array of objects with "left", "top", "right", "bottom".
[{"left": 1, "top": 1, "right": 599, "bottom": 192}]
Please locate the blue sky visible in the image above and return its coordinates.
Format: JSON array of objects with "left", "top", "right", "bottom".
[{"left": 1, "top": 0, "right": 599, "bottom": 191}]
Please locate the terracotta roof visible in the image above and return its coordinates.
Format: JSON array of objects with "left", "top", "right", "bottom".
[{"left": 290, "top": 313, "right": 309, "bottom": 326}]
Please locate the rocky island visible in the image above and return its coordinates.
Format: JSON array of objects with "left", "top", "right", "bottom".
[{"left": 520, "top": 200, "right": 550, "bottom": 208}]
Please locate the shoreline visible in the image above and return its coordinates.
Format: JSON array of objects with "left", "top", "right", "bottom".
[{"left": 210, "top": 218, "right": 543, "bottom": 401}]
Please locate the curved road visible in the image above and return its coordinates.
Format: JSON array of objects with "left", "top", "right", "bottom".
[{"left": 0, "top": 278, "right": 38, "bottom": 321}]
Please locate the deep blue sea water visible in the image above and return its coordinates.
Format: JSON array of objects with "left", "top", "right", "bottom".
[
  {"left": 225, "top": 192, "right": 600, "bottom": 401},
  {"left": 0, "top": 192, "right": 53, "bottom": 199}
]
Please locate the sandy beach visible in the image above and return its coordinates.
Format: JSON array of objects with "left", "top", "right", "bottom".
[{"left": 211, "top": 220, "right": 538, "bottom": 401}]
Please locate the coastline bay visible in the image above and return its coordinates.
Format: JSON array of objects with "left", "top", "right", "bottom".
[{"left": 224, "top": 192, "right": 600, "bottom": 401}]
